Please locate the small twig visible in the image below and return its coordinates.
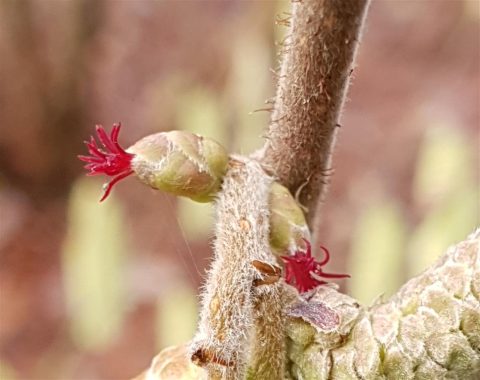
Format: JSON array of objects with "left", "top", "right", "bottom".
[
  {"left": 259, "top": 0, "right": 370, "bottom": 228},
  {"left": 190, "top": 157, "right": 283, "bottom": 379}
]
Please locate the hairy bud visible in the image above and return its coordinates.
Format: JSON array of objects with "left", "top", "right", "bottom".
[
  {"left": 268, "top": 182, "right": 310, "bottom": 254},
  {"left": 128, "top": 130, "right": 229, "bottom": 202}
]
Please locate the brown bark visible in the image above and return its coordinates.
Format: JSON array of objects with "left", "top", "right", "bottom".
[{"left": 260, "top": 0, "right": 369, "bottom": 227}]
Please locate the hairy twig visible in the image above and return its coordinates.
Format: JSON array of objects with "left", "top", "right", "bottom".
[
  {"left": 247, "top": 279, "right": 286, "bottom": 379},
  {"left": 259, "top": 0, "right": 369, "bottom": 227},
  {"left": 190, "top": 157, "right": 283, "bottom": 379}
]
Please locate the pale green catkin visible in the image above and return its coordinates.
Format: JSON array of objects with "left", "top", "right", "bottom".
[{"left": 287, "top": 229, "right": 480, "bottom": 379}]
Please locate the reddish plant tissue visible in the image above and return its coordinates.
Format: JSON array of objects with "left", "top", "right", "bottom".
[
  {"left": 281, "top": 239, "right": 350, "bottom": 293},
  {"left": 78, "top": 123, "right": 134, "bottom": 201}
]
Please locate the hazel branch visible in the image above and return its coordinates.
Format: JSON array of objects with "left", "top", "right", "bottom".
[
  {"left": 189, "top": 156, "right": 285, "bottom": 379},
  {"left": 259, "top": 0, "right": 370, "bottom": 227}
]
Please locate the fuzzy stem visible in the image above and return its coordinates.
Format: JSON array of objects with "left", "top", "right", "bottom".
[
  {"left": 247, "top": 282, "right": 287, "bottom": 379},
  {"left": 190, "top": 157, "right": 284, "bottom": 379},
  {"left": 259, "top": 0, "right": 370, "bottom": 227}
]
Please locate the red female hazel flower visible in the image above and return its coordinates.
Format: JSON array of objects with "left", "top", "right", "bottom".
[
  {"left": 281, "top": 239, "right": 350, "bottom": 293},
  {"left": 78, "top": 123, "right": 134, "bottom": 201}
]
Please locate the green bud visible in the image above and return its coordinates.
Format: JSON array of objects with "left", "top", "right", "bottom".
[
  {"left": 128, "top": 131, "right": 229, "bottom": 202},
  {"left": 268, "top": 182, "right": 310, "bottom": 254}
]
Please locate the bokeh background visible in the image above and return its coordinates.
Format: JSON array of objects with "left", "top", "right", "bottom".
[{"left": 0, "top": 0, "right": 478, "bottom": 379}]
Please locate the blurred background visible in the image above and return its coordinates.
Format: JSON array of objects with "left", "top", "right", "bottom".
[{"left": 0, "top": 0, "right": 478, "bottom": 379}]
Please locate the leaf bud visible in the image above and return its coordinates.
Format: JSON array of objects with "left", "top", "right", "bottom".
[
  {"left": 128, "top": 130, "right": 229, "bottom": 202},
  {"left": 268, "top": 182, "right": 310, "bottom": 254}
]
